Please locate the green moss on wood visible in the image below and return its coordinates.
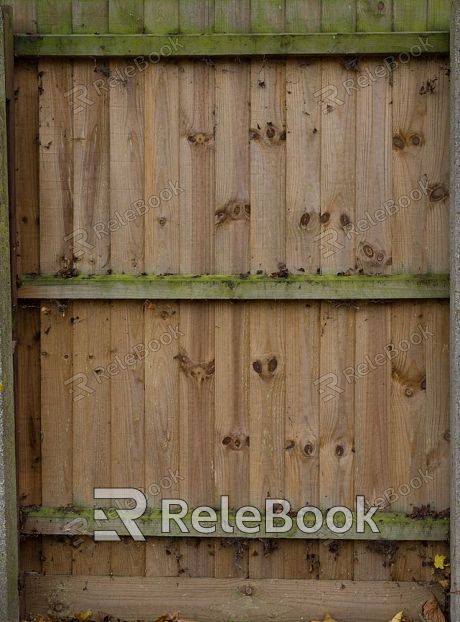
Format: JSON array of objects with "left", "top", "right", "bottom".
[
  {"left": 22, "top": 505, "right": 449, "bottom": 541},
  {"left": 17, "top": 273, "right": 450, "bottom": 300},
  {"left": 14, "top": 31, "right": 450, "bottom": 57}
]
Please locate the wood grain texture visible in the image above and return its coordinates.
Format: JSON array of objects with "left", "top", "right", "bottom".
[
  {"left": 36, "top": 0, "right": 71, "bottom": 33},
  {"left": 144, "top": 0, "right": 179, "bottom": 34},
  {"left": 40, "top": 302, "right": 73, "bottom": 574},
  {"left": 286, "top": 58, "right": 321, "bottom": 274},
  {"left": 250, "top": 59, "right": 286, "bottom": 274},
  {"left": 320, "top": 60, "right": 356, "bottom": 274},
  {"left": 15, "top": 60, "right": 39, "bottom": 275},
  {"left": 144, "top": 301, "right": 181, "bottom": 577},
  {"left": 249, "top": 302, "right": 285, "bottom": 578},
  {"left": 73, "top": 60, "right": 110, "bottom": 274},
  {"left": 24, "top": 575, "right": 445, "bottom": 622},
  {"left": 72, "top": 0, "right": 109, "bottom": 34},
  {"left": 71, "top": 301, "right": 111, "bottom": 575},
  {"left": 357, "top": 0, "right": 392, "bottom": 31},
  {"left": 144, "top": 62, "right": 180, "bottom": 274},
  {"left": 109, "top": 59, "right": 144, "bottom": 274},
  {"left": 355, "top": 57, "right": 392, "bottom": 275},
  {"left": 393, "top": 0, "right": 427, "bottom": 31},
  {"left": 321, "top": 0, "right": 356, "bottom": 31},
  {"left": 38, "top": 59, "right": 73, "bottom": 274},
  {"left": 285, "top": 0, "right": 321, "bottom": 31},
  {"left": 215, "top": 60, "right": 250, "bottom": 274},
  {"left": 108, "top": 0, "right": 143, "bottom": 33},
  {"left": 318, "top": 304, "right": 354, "bottom": 580},
  {"left": 110, "top": 302, "right": 145, "bottom": 576}
]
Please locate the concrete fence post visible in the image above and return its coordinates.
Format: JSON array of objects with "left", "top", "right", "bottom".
[{"left": 0, "top": 4, "right": 18, "bottom": 621}]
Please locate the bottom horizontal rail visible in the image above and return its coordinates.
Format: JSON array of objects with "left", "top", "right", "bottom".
[
  {"left": 21, "top": 506, "right": 449, "bottom": 541},
  {"left": 23, "top": 575, "right": 445, "bottom": 622}
]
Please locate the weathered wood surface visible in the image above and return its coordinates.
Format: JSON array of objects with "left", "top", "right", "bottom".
[
  {"left": 17, "top": 274, "right": 450, "bottom": 299},
  {"left": 21, "top": 505, "right": 450, "bottom": 541},
  {"left": 11, "top": 0, "right": 452, "bottom": 35},
  {"left": 23, "top": 575, "right": 445, "bottom": 622},
  {"left": 13, "top": 55, "right": 450, "bottom": 278},
  {"left": 14, "top": 32, "right": 450, "bottom": 56}
]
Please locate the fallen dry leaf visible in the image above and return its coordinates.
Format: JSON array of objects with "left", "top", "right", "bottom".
[
  {"left": 389, "top": 612, "right": 403, "bottom": 622},
  {"left": 421, "top": 597, "right": 446, "bottom": 622},
  {"left": 434, "top": 554, "right": 448, "bottom": 570}
]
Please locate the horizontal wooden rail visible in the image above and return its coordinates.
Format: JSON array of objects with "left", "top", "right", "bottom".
[
  {"left": 21, "top": 506, "right": 449, "bottom": 541},
  {"left": 23, "top": 575, "right": 444, "bottom": 622},
  {"left": 17, "top": 273, "right": 450, "bottom": 300},
  {"left": 14, "top": 31, "right": 449, "bottom": 57}
]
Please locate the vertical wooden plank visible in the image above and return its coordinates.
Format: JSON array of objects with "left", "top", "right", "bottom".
[
  {"left": 355, "top": 58, "right": 392, "bottom": 274},
  {"left": 179, "top": 60, "right": 215, "bottom": 274},
  {"left": 72, "top": 301, "right": 111, "bottom": 575},
  {"left": 15, "top": 60, "right": 39, "bottom": 276},
  {"left": 393, "top": 0, "right": 427, "bottom": 30},
  {"left": 36, "top": 0, "right": 71, "bottom": 32},
  {"left": 249, "top": 302, "right": 285, "bottom": 578},
  {"left": 144, "top": 62, "right": 180, "bottom": 274},
  {"left": 251, "top": 0, "right": 285, "bottom": 32},
  {"left": 73, "top": 60, "right": 110, "bottom": 275},
  {"left": 353, "top": 304, "right": 391, "bottom": 580},
  {"left": 16, "top": 306, "right": 42, "bottom": 581},
  {"left": 321, "top": 0, "right": 356, "bottom": 31},
  {"left": 284, "top": 302, "right": 320, "bottom": 579},
  {"left": 392, "top": 59, "right": 428, "bottom": 274},
  {"left": 214, "top": 2, "right": 250, "bottom": 581},
  {"left": 214, "top": 0, "right": 250, "bottom": 32},
  {"left": 109, "top": 60, "right": 144, "bottom": 274},
  {"left": 215, "top": 60, "right": 250, "bottom": 274},
  {"left": 425, "top": 56, "right": 450, "bottom": 273},
  {"left": 178, "top": 302, "right": 215, "bottom": 577},
  {"left": 41, "top": 302, "right": 73, "bottom": 575},
  {"left": 320, "top": 59, "right": 356, "bottom": 275},
  {"left": 286, "top": 59, "right": 321, "bottom": 274},
  {"left": 425, "top": 301, "right": 449, "bottom": 512},
  {"left": 38, "top": 0, "right": 73, "bottom": 275},
  {"left": 215, "top": 302, "right": 250, "bottom": 578},
  {"left": 144, "top": 0, "right": 179, "bottom": 33},
  {"left": 13, "top": 0, "right": 37, "bottom": 33},
  {"left": 285, "top": 0, "right": 321, "bottom": 31},
  {"left": 179, "top": 0, "right": 214, "bottom": 33},
  {"left": 72, "top": 0, "right": 109, "bottom": 34},
  {"left": 16, "top": 308, "right": 41, "bottom": 504},
  {"left": 318, "top": 303, "right": 354, "bottom": 580},
  {"left": 250, "top": 59, "right": 286, "bottom": 274},
  {"left": 38, "top": 59, "right": 73, "bottom": 274},
  {"left": 389, "top": 301, "right": 428, "bottom": 581},
  {"left": 144, "top": 301, "right": 180, "bottom": 577},
  {"left": 109, "top": 0, "right": 144, "bottom": 33},
  {"left": 357, "top": 0, "right": 392, "bottom": 31},
  {"left": 110, "top": 301, "right": 145, "bottom": 576},
  {"left": 427, "top": 0, "right": 450, "bottom": 30}
]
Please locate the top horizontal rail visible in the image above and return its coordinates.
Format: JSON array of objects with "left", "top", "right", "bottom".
[{"left": 14, "top": 31, "right": 449, "bottom": 57}]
